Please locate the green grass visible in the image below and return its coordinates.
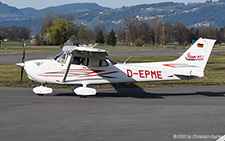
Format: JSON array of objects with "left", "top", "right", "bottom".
[
  {"left": 208, "top": 54, "right": 225, "bottom": 64},
  {"left": 0, "top": 54, "right": 225, "bottom": 88},
  {"left": 0, "top": 48, "right": 61, "bottom": 53},
  {"left": 114, "top": 54, "right": 225, "bottom": 64},
  {"left": 114, "top": 56, "right": 177, "bottom": 63},
  {"left": 1, "top": 41, "right": 35, "bottom": 47}
]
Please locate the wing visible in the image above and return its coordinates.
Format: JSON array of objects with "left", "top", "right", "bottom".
[
  {"left": 63, "top": 45, "right": 108, "bottom": 58},
  {"left": 61, "top": 45, "right": 108, "bottom": 82}
]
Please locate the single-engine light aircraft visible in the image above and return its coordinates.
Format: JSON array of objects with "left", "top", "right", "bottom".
[{"left": 16, "top": 38, "right": 216, "bottom": 97}]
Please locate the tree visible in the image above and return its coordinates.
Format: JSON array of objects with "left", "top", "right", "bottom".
[
  {"left": 106, "top": 30, "right": 116, "bottom": 46},
  {"left": 58, "top": 13, "right": 80, "bottom": 37},
  {"left": 0, "top": 26, "right": 30, "bottom": 41},
  {"left": 122, "top": 15, "right": 139, "bottom": 45},
  {"left": 173, "top": 22, "right": 188, "bottom": 44},
  {"left": 47, "top": 18, "right": 70, "bottom": 45},
  {"left": 151, "top": 15, "right": 163, "bottom": 45},
  {"left": 95, "top": 30, "right": 105, "bottom": 44},
  {"left": 219, "top": 27, "right": 225, "bottom": 43},
  {"left": 187, "top": 28, "right": 199, "bottom": 43},
  {"left": 77, "top": 28, "right": 93, "bottom": 44},
  {"left": 41, "top": 10, "right": 55, "bottom": 35},
  {"left": 138, "top": 22, "right": 153, "bottom": 44},
  {"left": 199, "top": 26, "right": 216, "bottom": 39},
  {"left": 94, "top": 25, "right": 106, "bottom": 39},
  {"left": 117, "top": 29, "right": 126, "bottom": 42},
  {"left": 19, "top": 27, "right": 31, "bottom": 41},
  {"left": 43, "top": 33, "right": 52, "bottom": 45},
  {"left": 163, "top": 22, "right": 173, "bottom": 44},
  {"left": 135, "top": 38, "right": 144, "bottom": 46},
  {"left": 32, "top": 35, "right": 43, "bottom": 45}
]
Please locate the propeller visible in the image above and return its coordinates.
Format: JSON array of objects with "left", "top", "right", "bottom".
[{"left": 20, "top": 42, "right": 26, "bottom": 84}]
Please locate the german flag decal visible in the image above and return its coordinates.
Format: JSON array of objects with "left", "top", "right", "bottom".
[{"left": 197, "top": 43, "right": 204, "bottom": 48}]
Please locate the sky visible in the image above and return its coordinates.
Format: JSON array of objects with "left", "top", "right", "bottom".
[{"left": 0, "top": 0, "right": 218, "bottom": 9}]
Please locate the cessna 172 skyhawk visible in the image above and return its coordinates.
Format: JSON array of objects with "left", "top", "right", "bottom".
[{"left": 16, "top": 37, "right": 216, "bottom": 97}]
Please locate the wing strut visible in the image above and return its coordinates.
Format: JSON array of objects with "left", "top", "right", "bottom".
[{"left": 62, "top": 53, "right": 73, "bottom": 82}]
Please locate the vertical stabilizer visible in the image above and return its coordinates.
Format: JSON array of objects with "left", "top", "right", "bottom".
[{"left": 173, "top": 38, "right": 216, "bottom": 77}]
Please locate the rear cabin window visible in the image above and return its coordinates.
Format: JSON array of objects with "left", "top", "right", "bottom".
[{"left": 91, "top": 58, "right": 108, "bottom": 67}]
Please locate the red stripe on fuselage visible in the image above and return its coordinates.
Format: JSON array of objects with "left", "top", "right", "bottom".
[
  {"left": 163, "top": 63, "right": 188, "bottom": 67},
  {"left": 37, "top": 70, "right": 117, "bottom": 78},
  {"left": 37, "top": 74, "right": 80, "bottom": 77},
  {"left": 78, "top": 71, "right": 119, "bottom": 78}
]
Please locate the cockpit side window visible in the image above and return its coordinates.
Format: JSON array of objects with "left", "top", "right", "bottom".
[
  {"left": 72, "top": 57, "right": 89, "bottom": 66},
  {"left": 91, "top": 58, "right": 108, "bottom": 67}
]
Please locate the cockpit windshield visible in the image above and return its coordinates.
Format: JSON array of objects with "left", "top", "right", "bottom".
[
  {"left": 53, "top": 51, "right": 89, "bottom": 66},
  {"left": 53, "top": 51, "right": 69, "bottom": 63},
  {"left": 53, "top": 51, "right": 64, "bottom": 60}
]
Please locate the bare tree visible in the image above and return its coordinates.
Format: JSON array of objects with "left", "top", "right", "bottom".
[
  {"left": 187, "top": 28, "right": 199, "bottom": 43},
  {"left": 219, "top": 26, "right": 225, "bottom": 43},
  {"left": 122, "top": 15, "right": 139, "bottom": 45},
  {"left": 138, "top": 22, "right": 154, "bottom": 43},
  {"left": 94, "top": 25, "right": 106, "bottom": 39},
  {"left": 58, "top": 13, "right": 79, "bottom": 37},
  {"left": 151, "top": 15, "right": 163, "bottom": 45},
  {"left": 116, "top": 29, "right": 126, "bottom": 42},
  {"left": 199, "top": 26, "right": 216, "bottom": 39},
  {"left": 173, "top": 22, "right": 188, "bottom": 44},
  {"left": 41, "top": 10, "right": 55, "bottom": 35},
  {"left": 0, "top": 26, "right": 30, "bottom": 41},
  {"left": 163, "top": 22, "right": 173, "bottom": 44}
]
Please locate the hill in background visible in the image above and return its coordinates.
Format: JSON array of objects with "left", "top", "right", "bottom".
[{"left": 0, "top": 1, "right": 225, "bottom": 34}]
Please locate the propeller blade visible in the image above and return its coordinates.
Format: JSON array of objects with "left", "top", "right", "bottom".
[
  {"left": 22, "top": 43, "right": 25, "bottom": 63},
  {"left": 20, "top": 67, "right": 24, "bottom": 84},
  {"left": 20, "top": 42, "right": 26, "bottom": 84}
]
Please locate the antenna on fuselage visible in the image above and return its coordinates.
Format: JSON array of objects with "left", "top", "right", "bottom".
[
  {"left": 123, "top": 55, "right": 132, "bottom": 64},
  {"left": 92, "top": 43, "right": 98, "bottom": 48}
]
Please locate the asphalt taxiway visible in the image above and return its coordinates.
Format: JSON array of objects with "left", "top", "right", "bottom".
[{"left": 0, "top": 85, "right": 224, "bottom": 141}]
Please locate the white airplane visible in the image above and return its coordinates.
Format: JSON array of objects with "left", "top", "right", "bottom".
[{"left": 16, "top": 37, "right": 216, "bottom": 97}]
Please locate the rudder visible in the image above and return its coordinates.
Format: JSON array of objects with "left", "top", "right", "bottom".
[{"left": 173, "top": 37, "right": 216, "bottom": 77}]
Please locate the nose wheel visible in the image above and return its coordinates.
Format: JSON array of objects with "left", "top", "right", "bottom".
[{"left": 33, "top": 84, "right": 53, "bottom": 95}]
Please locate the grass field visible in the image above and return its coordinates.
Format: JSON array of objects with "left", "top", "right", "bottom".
[
  {"left": 1, "top": 42, "right": 225, "bottom": 52},
  {"left": 0, "top": 55, "right": 224, "bottom": 88}
]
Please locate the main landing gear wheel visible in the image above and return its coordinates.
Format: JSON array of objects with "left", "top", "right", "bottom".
[
  {"left": 37, "top": 94, "right": 44, "bottom": 96},
  {"left": 79, "top": 95, "right": 88, "bottom": 98},
  {"left": 71, "top": 84, "right": 97, "bottom": 98}
]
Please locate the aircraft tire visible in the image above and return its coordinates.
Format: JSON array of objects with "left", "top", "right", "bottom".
[
  {"left": 37, "top": 94, "right": 44, "bottom": 96},
  {"left": 79, "top": 95, "right": 87, "bottom": 98}
]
